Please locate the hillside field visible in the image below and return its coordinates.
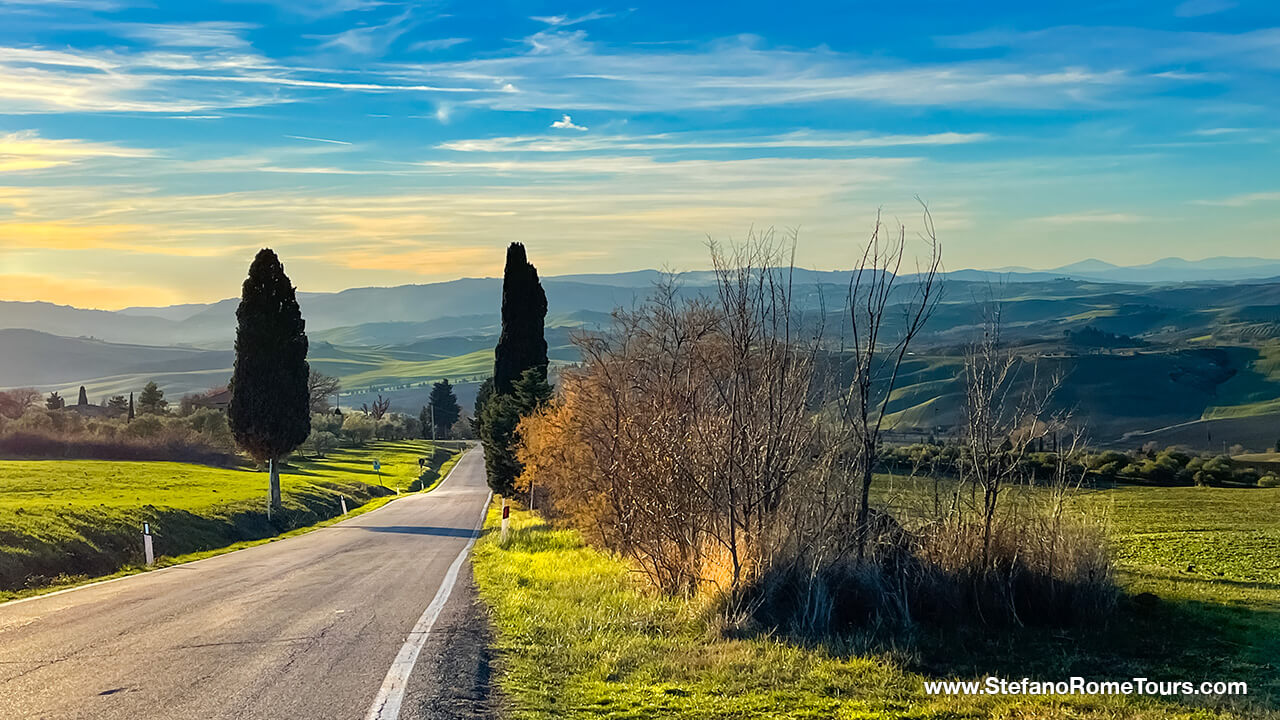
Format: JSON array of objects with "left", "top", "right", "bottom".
[
  {"left": 0, "top": 440, "right": 458, "bottom": 599},
  {"left": 473, "top": 481, "right": 1280, "bottom": 719}
]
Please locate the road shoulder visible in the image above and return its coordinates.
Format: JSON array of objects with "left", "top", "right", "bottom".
[{"left": 401, "top": 559, "right": 500, "bottom": 720}]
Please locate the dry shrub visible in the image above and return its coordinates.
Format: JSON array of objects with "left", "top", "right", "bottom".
[
  {"left": 739, "top": 498, "right": 1114, "bottom": 635},
  {"left": 515, "top": 219, "right": 1115, "bottom": 637},
  {"left": 517, "top": 236, "right": 821, "bottom": 596}
]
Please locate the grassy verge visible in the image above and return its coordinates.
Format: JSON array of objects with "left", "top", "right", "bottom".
[
  {"left": 472, "top": 500, "right": 1275, "bottom": 719},
  {"left": 0, "top": 440, "right": 464, "bottom": 602}
]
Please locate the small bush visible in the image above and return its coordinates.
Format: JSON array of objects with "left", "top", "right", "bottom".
[
  {"left": 1259, "top": 475, "right": 1280, "bottom": 488},
  {"left": 342, "top": 413, "right": 375, "bottom": 444},
  {"left": 124, "top": 415, "right": 164, "bottom": 438}
]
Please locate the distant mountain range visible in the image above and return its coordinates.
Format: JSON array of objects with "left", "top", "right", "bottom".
[
  {"left": 3, "top": 257, "right": 1278, "bottom": 349},
  {"left": 5, "top": 258, "right": 1280, "bottom": 449},
  {"left": 989, "top": 256, "right": 1280, "bottom": 284}
]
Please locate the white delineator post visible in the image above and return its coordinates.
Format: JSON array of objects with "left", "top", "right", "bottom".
[
  {"left": 142, "top": 522, "right": 154, "bottom": 566},
  {"left": 500, "top": 498, "right": 510, "bottom": 544},
  {"left": 340, "top": 496, "right": 348, "bottom": 515}
]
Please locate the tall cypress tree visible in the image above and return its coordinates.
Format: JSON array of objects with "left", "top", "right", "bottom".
[
  {"left": 493, "top": 242, "right": 548, "bottom": 395},
  {"left": 480, "top": 243, "right": 550, "bottom": 495},
  {"left": 77, "top": 386, "right": 88, "bottom": 406},
  {"left": 228, "top": 248, "right": 310, "bottom": 517}
]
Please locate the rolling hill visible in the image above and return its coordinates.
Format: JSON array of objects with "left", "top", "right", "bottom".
[
  {"left": 0, "top": 327, "right": 582, "bottom": 415},
  {"left": 4, "top": 260, "right": 1280, "bottom": 449},
  {"left": 4, "top": 257, "right": 1280, "bottom": 348}
]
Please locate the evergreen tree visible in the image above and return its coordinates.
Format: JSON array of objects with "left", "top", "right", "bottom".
[
  {"left": 427, "top": 378, "right": 461, "bottom": 438},
  {"left": 107, "top": 395, "right": 129, "bottom": 416},
  {"left": 478, "top": 391, "right": 522, "bottom": 495},
  {"left": 493, "top": 243, "right": 548, "bottom": 395},
  {"left": 479, "top": 244, "right": 551, "bottom": 495},
  {"left": 45, "top": 391, "right": 64, "bottom": 410},
  {"left": 512, "top": 367, "right": 553, "bottom": 411},
  {"left": 138, "top": 381, "right": 167, "bottom": 415},
  {"left": 228, "top": 248, "right": 311, "bottom": 516},
  {"left": 128, "top": 392, "right": 135, "bottom": 421},
  {"left": 480, "top": 368, "right": 553, "bottom": 496},
  {"left": 77, "top": 386, "right": 88, "bottom": 406}
]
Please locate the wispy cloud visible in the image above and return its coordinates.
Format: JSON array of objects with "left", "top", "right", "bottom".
[
  {"left": 0, "top": 43, "right": 485, "bottom": 114},
  {"left": 6, "top": 21, "right": 1260, "bottom": 119},
  {"left": 550, "top": 114, "right": 587, "bottom": 131},
  {"left": 1032, "top": 211, "right": 1148, "bottom": 224},
  {"left": 0, "top": 0, "right": 135, "bottom": 9},
  {"left": 1174, "top": 0, "right": 1236, "bottom": 18},
  {"left": 251, "top": 0, "right": 391, "bottom": 19},
  {"left": 113, "top": 22, "right": 256, "bottom": 49},
  {"left": 409, "top": 37, "right": 469, "bottom": 52},
  {"left": 530, "top": 10, "right": 614, "bottom": 27},
  {"left": 1195, "top": 191, "right": 1280, "bottom": 207},
  {"left": 388, "top": 32, "right": 1167, "bottom": 113},
  {"left": 439, "top": 130, "right": 990, "bottom": 153},
  {"left": 284, "top": 134, "right": 353, "bottom": 145},
  {"left": 311, "top": 9, "right": 414, "bottom": 55},
  {"left": 936, "top": 25, "right": 1280, "bottom": 74},
  {"left": 0, "top": 130, "right": 153, "bottom": 172}
]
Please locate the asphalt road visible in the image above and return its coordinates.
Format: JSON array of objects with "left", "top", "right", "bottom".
[{"left": 0, "top": 449, "right": 493, "bottom": 720}]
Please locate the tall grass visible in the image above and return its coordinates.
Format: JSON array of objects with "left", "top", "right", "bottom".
[{"left": 738, "top": 501, "right": 1115, "bottom": 636}]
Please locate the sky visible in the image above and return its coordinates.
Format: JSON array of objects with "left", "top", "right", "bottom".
[{"left": 0, "top": 0, "right": 1277, "bottom": 309}]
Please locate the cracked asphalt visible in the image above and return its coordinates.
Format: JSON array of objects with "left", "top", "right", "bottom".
[{"left": 0, "top": 449, "right": 493, "bottom": 720}]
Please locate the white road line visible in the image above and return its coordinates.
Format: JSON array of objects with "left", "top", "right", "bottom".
[{"left": 364, "top": 489, "right": 492, "bottom": 720}]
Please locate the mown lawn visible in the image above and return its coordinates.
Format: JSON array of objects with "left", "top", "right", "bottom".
[
  {"left": 0, "top": 440, "right": 459, "bottom": 599},
  {"left": 472, "top": 483, "right": 1279, "bottom": 719}
]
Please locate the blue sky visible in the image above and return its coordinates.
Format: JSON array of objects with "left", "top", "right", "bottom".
[{"left": 0, "top": 0, "right": 1277, "bottom": 308}]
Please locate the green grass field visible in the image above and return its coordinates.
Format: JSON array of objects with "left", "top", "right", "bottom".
[
  {"left": 472, "top": 482, "right": 1279, "bottom": 719},
  {"left": 0, "top": 440, "right": 458, "bottom": 599}
]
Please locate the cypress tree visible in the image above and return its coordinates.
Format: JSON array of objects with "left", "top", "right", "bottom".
[
  {"left": 77, "top": 386, "right": 88, "bottom": 406},
  {"left": 228, "top": 248, "right": 310, "bottom": 517},
  {"left": 128, "top": 392, "right": 134, "bottom": 421},
  {"left": 479, "top": 244, "right": 550, "bottom": 496},
  {"left": 493, "top": 242, "right": 548, "bottom": 395}
]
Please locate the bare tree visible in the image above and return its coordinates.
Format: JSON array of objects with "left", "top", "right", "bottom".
[
  {"left": 362, "top": 394, "right": 391, "bottom": 420},
  {"left": 516, "top": 230, "right": 822, "bottom": 595},
  {"left": 842, "top": 202, "right": 943, "bottom": 562},
  {"left": 0, "top": 388, "right": 41, "bottom": 419},
  {"left": 962, "top": 300, "right": 1063, "bottom": 565},
  {"left": 703, "top": 234, "right": 824, "bottom": 589},
  {"left": 308, "top": 370, "right": 342, "bottom": 413}
]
